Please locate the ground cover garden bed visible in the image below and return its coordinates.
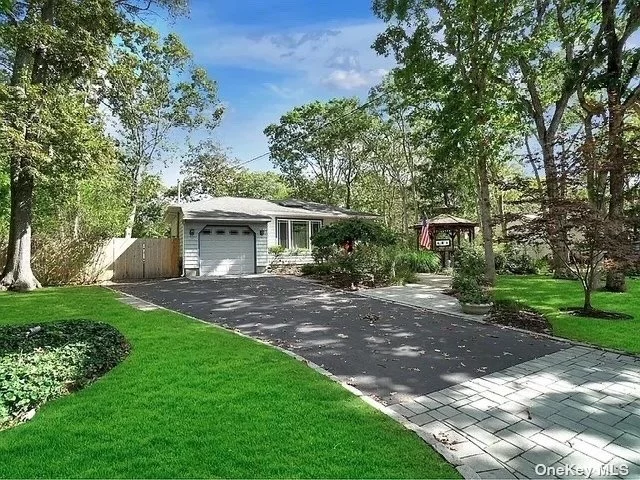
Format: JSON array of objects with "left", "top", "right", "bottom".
[{"left": 1, "top": 320, "right": 129, "bottom": 431}]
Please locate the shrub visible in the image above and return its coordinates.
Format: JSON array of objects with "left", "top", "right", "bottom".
[
  {"left": 457, "top": 281, "right": 492, "bottom": 304},
  {"left": 395, "top": 250, "right": 441, "bottom": 273},
  {"left": 268, "top": 245, "right": 285, "bottom": 256},
  {"left": 0, "top": 321, "right": 129, "bottom": 430},
  {"left": 303, "top": 244, "right": 420, "bottom": 287},
  {"left": 311, "top": 219, "right": 398, "bottom": 249},
  {"left": 300, "top": 263, "right": 333, "bottom": 276},
  {"left": 494, "top": 245, "right": 539, "bottom": 275},
  {"left": 268, "top": 245, "right": 286, "bottom": 268},
  {"left": 305, "top": 220, "right": 403, "bottom": 287},
  {"left": 452, "top": 243, "right": 487, "bottom": 292},
  {"left": 32, "top": 234, "right": 108, "bottom": 285}
]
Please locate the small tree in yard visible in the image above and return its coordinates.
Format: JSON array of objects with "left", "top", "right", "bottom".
[
  {"left": 524, "top": 202, "right": 629, "bottom": 312},
  {"left": 513, "top": 136, "right": 637, "bottom": 314}
]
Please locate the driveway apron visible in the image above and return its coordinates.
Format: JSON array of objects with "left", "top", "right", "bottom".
[{"left": 113, "top": 276, "right": 566, "bottom": 403}]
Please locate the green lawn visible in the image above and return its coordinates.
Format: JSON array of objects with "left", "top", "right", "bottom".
[
  {"left": 0, "top": 287, "right": 458, "bottom": 479},
  {"left": 494, "top": 275, "right": 640, "bottom": 354}
]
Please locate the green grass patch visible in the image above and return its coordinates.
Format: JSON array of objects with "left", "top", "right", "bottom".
[
  {"left": 494, "top": 275, "right": 640, "bottom": 354},
  {"left": 0, "top": 287, "right": 458, "bottom": 478}
]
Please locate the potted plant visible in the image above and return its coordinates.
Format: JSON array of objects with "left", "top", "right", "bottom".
[{"left": 457, "top": 279, "right": 493, "bottom": 315}]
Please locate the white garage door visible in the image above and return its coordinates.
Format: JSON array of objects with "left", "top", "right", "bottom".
[{"left": 199, "top": 226, "right": 255, "bottom": 276}]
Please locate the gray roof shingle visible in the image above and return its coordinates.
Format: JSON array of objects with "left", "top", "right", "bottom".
[{"left": 167, "top": 197, "right": 376, "bottom": 221}]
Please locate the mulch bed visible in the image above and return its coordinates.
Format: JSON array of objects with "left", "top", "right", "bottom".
[
  {"left": 559, "top": 307, "right": 633, "bottom": 320},
  {"left": 487, "top": 301, "right": 553, "bottom": 335}
]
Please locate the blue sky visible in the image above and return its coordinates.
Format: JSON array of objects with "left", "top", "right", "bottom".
[{"left": 152, "top": 0, "right": 396, "bottom": 186}]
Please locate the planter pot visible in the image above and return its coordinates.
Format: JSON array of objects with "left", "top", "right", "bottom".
[{"left": 459, "top": 301, "right": 493, "bottom": 315}]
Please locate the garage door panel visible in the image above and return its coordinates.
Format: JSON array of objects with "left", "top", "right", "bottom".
[{"left": 200, "top": 226, "right": 255, "bottom": 276}]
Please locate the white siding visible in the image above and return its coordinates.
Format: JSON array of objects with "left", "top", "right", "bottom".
[
  {"left": 182, "top": 220, "right": 268, "bottom": 273},
  {"left": 252, "top": 224, "right": 268, "bottom": 268}
]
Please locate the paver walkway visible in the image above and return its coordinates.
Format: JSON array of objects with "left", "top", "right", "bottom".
[
  {"left": 113, "top": 276, "right": 640, "bottom": 478},
  {"left": 390, "top": 346, "right": 640, "bottom": 478},
  {"left": 358, "top": 274, "right": 482, "bottom": 320}
]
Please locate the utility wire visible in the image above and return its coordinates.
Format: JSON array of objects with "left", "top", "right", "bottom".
[
  {"left": 235, "top": 90, "right": 387, "bottom": 167},
  {"left": 234, "top": 3, "right": 569, "bottom": 168}
]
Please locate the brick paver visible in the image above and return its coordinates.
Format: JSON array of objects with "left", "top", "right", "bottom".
[{"left": 391, "top": 346, "right": 640, "bottom": 479}]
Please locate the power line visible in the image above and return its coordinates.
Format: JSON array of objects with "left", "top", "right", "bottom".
[
  {"left": 235, "top": 3, "right": 566, "bottom": 168},
  {"left": 235, "top": 90, "right": 388, "bottom": 167}
]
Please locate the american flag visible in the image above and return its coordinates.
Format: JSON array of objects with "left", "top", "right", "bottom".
[{"left": 419, "top": 217, "right": 431, "bottom": 249}]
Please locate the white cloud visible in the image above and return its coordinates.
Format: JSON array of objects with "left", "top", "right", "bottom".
[
  {"left": 321, "top": 70, "right": 365, "bottom": 90},
  {"left": 263, "top": 83, "right": 304, "bottom": 99},
  {"left": 185, "top": 21, "right": 396, "bottom": 92}
]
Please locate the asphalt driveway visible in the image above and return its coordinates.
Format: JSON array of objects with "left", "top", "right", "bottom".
[{"left": 113, "top": 276, "right": 567, "bottom": 404}]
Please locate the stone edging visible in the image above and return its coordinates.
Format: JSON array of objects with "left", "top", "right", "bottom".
[{"left": 108, "top": 287, "right": 479, "bottom": 480}]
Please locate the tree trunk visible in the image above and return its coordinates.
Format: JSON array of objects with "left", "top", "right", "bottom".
[
  {"left": 1, "top": 170, "right": 18, "bottom": 285},
  {"left": 540, "top": 141, "right": 571, "bottom": 278},
  {"left": 583, "top": 283, "right": 593, "bottom": 311},
  {"left": 603, "top": 0, "right": 627, "bottom": 292},
  {"left": 477, "top": 154, "right": 496, "bottom": 285},
  {"left": 1, "top": 159, "right": 41, "bottom": 291},
  {"left": 497, "top": 190, "right": 507, "bottom": 239},
  {"left": 124, "top": 203, "right": 136, "bottom": 239},
  {"left": 0, "top": 2, "right": 53, "bottom": 291}
]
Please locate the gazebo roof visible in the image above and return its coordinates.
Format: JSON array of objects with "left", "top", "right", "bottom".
[{"left": 412, "top": 214, "right": 477, "bottom": 229}]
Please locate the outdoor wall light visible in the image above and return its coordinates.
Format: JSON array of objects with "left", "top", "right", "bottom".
[
  {"left": 189, "top": 229, "right": 195, "bottom": 236},
  {"left": 259, "top": 229, "right": 265, "bottom": 236}
]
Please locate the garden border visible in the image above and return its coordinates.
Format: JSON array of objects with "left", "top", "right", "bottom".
[{"left": 348, "top": 286, "right": 639, "bottom": 358}]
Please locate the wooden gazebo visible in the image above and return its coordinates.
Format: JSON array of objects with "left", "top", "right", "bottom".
[{"left": 412, "top": 214, "right": 477, "bottom": 268}]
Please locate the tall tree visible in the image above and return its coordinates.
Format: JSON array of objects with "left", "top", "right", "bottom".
[
  {"left": 179, "top": 140, "right": 238, "bottom": 200},
  {"left": 374, "top": 0, "right": 522, "bottom": 285},
  {"left": 368, "top": 76, "right": 422, "bottom": 229},
  {"left": 0, "top": 0, "right": 187, "bottom": 290},
  {"left": 179, "top": 140, "right": 292, "bottom": 201},
  {"left": 106, "top": 25, "right": 223, "bottom": 237},
  {"left": 264, "top": 98, "right": 373, "bottom": 207},
  {"left": 509, "top": 1, "right": 607, "bottom": 277},
  {"left": 225, "top": 170, "right": 291, "bottom": 200},
  {"left": 599, "top": 0, "right": 640, "bottom": 291}
]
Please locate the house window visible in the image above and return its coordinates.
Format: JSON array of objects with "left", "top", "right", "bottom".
[
  {"left": 292, "top": 221, "right": 309, "bottom": 250},
  {"left": 202, "top": 229, "right": 211, "bottom": 235},
  {"left": 277, "top": 220, "right": 289, "bottom": 248},
  {"left": 311, "top": 221, "right": 321, "bottom": 238},
  {"left": 276, "top": 219, "right": 323, "bottom": 251}
]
